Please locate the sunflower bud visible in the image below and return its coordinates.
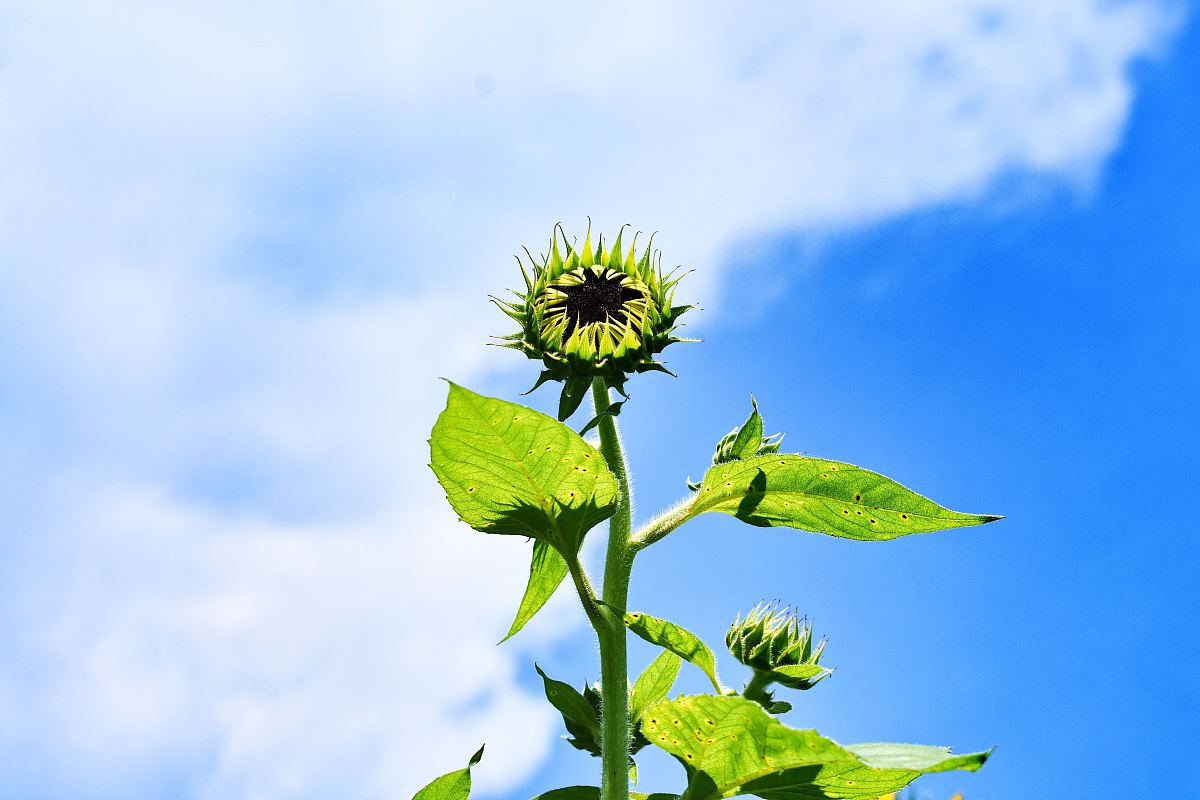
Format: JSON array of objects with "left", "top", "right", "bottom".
[
  {"left": 493, "top": 223, "right": 693, "bottom": 420},
  {"left": 687, "top": 398, "right": 785, "bottom": 491},
  {"left": 556, "top": 681, "right": 652, "bottom": 762},
  {"left": 711, "top": 397, "right": 784, "bottom": 466},
  {"left": 727, "top": 603, "right": 831, "bottom": 711},
  {"left": 711, "top": 428, "right": 784, "bottom": 463}
]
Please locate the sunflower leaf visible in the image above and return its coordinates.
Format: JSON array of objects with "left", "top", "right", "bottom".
[
  {"left": 429, "top": 383, "right": 618, "bottom": 555},
  {"left": 411, "top": 746, "right": 484, "bottom": 800},
  {"left": 642, "top": 695, "right": 989, "bottom": 800},
  {"left": 623, "top": 610, "right": 723, "bottom": 693},
  {"left": 500, "top": 540, "right": 568, "bottom": 643},
  {"left": 631, "top": 649, "right": 682, "bottom": 722},
  {"left": 691, "top": 454, "right": 999, "bottom": 541}
]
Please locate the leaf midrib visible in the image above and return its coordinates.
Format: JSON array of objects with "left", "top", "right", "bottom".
[{"left": 688, "top": 457, "right": 974, "bottom": 524}]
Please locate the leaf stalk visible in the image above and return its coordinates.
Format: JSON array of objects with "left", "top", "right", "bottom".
[
  {"left": 565, "top": 554, "right": 605, "bottom": 633},
  {"left": 629, "top": 496, "right": 698, "bottom": 551}
]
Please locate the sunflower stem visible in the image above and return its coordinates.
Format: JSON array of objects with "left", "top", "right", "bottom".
[
  {"left": 591, "top": 377, "right": 634, "bottom": 800},
  {"left": 742, "top": 670, "right": 775, "bottom": 705}
]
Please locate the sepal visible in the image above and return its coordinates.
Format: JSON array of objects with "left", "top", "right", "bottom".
[{"left": 558, "top": 375, "right": 592, "bottom": 421}]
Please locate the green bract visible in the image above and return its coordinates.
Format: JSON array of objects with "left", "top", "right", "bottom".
[
  {"left": 420, "top": 224, "right": 1003, "bottom": 800},
  {"left": 493, "top": 223, "right": 693, "bottom": 419}
]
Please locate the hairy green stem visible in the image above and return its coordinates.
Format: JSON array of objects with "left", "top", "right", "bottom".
[
  {"left": 592, "top": 378, "right": 634, "bottom": 800},
  {"left": 630, "top": 495, "right": 698, "bottom": 551}
]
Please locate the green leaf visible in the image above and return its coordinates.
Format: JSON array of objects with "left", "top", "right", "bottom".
[
  {"left": 500, "top": 540, "right": 568, "bottom": 643},
  {"left": 535, "top": 664, "right": 600, "bottom": 755},
  {"left": 530, "top": 788, "right": 599, "bottom": 800},
  {"left": 429, "top": 383, "right": 618, "bottom": 554},
  {"left": 412, "top": 745, "right": 484, "bottom": 800},
  {"left": 692, "top": 454, "right": 1000, "bottom": 541},
  {"left": 530, "top": 788, "right": 678, "bottom": 800},
  {"left": 631, "top": 649, "right": 682, "bottom": 721},
  {"left": 623, "top": 611, "right": 723, "bottom": 693},
  {"left": 843, "top": 742, "right": 993, "bottom": 772},
  {"left": 641, "top": 695, "right": 988, "bottom": 800}
]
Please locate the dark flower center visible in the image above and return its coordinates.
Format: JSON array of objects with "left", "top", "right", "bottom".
[{"left": 558, "top": 269, "right": 643, "bottom": 338}]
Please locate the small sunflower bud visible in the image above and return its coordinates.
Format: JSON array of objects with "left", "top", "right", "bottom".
[
  {"left": 711, "top": 398, "right": 783, "bottom": 465},
  {"left": 558, "top": 681, "right": 651, "bottom": 761},
  {"left": 711, "top": 427, "right": 784, "bottom": 465},
  {"left": 493, "top": 222, "right": 694, "bottom": 420},
  {"left": 727, "top": 603, "right": 831, "bottom": 706},
  {"left": 687, "top": 398, "right": 785, "bottom": 491}
]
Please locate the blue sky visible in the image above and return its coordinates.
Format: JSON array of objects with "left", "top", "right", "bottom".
[
  {"left": 1, "top": 2, "right": 1196, "bottom": 799},
  {"left": 518, "top": 19, "right": 1199, "bottom": 797}
]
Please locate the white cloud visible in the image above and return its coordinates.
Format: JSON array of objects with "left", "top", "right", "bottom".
[
  {"left": 0, "top": 0, "right": 1181, "bottom": 796},
  {"left": 3, "top": 484, "right": 570, "bottom": 798}
]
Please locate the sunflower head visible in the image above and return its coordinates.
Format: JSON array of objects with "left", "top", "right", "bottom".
[
  {"left": 493, "top": 223, "right": 694, "bottom": 419},
  {"left": 726, "top": 602, "right": 829, "bottom": 691}
]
